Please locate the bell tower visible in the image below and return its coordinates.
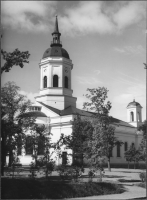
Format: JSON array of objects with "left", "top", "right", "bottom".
[
  {"left": 127, "top": 99, "right": 142, "bottom": 127},
  {"left": 35, "top": 16, "right": 77, "bottom": 110}
]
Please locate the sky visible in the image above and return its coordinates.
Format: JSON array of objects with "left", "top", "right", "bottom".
[{"left": 1, "top": 1, "right": 146, "bottom": 122}]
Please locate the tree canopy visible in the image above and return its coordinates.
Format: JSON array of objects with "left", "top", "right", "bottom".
[
  {"left": 1, "top": 81, "right": 33, "bottom": 174},
  {"left": 83, "top": 87, "right": 122, "bottom": 171},
  {"left": 1, "top": 49, "right": 30, "bottom": 74}
]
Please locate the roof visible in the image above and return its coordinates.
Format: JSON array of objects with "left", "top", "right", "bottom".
[
  {"left": 127, "top": 99, "right": 142, "bottom": 108},
  {"left": 37, "top": 102, "right": 92, "bottom": 117},
  {"left": 60, "top": 106, "right": 93, "bottom": 117},
  {"left": 110, "top": 117, "right": 135, "bottom": 128},
  {"left": 42, "top": 47, "right": 70, "bottom": 59},
  {"left": 38, "top": 102, "right": 61, "bottom": 115},
  {"left": 19, "top": 111, "right": 47, "bottom": 118},
  {"left": 21, "top": 103, "right": 135, "bottom": 129}
]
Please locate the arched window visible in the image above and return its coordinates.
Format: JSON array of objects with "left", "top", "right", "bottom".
[
  {"left": 130, "top": 112, "right": 134, "bottom": 122},
  {"left": 137, "top": 112, "right": 140, "bottom": 122},
  {"left": 117, "top": 142, "right": 121, "bottom": 157},
  {"left": 26, "top": 137, "right": 33, "bottom": 155},
  {"left": 65, "top": 76, "right": 68, "bottom": 89},
  {"left": 53, "top": 75, "right": 58, "bottom": 87},
  {"left": 44, "top": 76, "right": 47, "bottom": 88},
  {"left": 124, "top": 142, "right": 128, "bottom": 151}
]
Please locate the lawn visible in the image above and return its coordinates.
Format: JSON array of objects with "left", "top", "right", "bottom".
[{"left": 1, "top": 177, "right": 125, "bottom": 199}]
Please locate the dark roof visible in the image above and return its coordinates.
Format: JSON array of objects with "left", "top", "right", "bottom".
[
  {"left": 38, "top": 102, "right": 61, "bottom": 115},
  {"left": 20, "top": 111, "right": 47, "bottom": 118},
  {"left": 127, "top": 99, "right": 141, "bottom": 108},
  {"left": 26, "top": 103, "right": 135, "bottom": 129},
  {"left": 37, "top": 102, "right": 92, "bottom": 117},
  {"left": 42, "top": 47, "right": 70, "bottom": 59},
  {"left": 60, "top": 106, "right": 93, "bottom": 117},
  {"left": 110, "top": 117, "right": 135, "bottom": 128}
]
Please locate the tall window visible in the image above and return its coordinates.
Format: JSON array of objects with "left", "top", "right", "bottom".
[
  {"left": 53, "top": 75, "right": 58, "bottom": 87},
  {"left": 124, "top": 142, "right": 128, "bottom": 151},
  {"left": 44, "top": 76, "right": 47, "bottom": 88},
  {"left": 62, "top": 152, "right": 67, "bottom": 165},
  {"left": 117, "top": 142, "right": 121, "bottom": 157},
  {"left": 65, "top": 76, "right": 68, "bottom": 89},
  {"left": 38, "top": 136, "right": 45, "bottom": 155},
  {"left": 137, "top": 112, "right": 140, "bottom": 122},
  {"left": 130, "top": 112, "right": 134, "bottom": 122},
  {"left": 26, "top": 137, "right": 33, "bottom": 155}
]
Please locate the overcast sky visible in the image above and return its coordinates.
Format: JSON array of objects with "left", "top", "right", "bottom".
[{"left": 1, "top": 1, "right": 146, "bottom": 122}]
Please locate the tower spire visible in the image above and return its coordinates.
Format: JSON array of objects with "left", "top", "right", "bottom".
[
  {"left": 51, "top": 16, "right": 62, "bottom": 47},
  {"left": 54, "top": 15, "right": 59, "bottom": 33}
]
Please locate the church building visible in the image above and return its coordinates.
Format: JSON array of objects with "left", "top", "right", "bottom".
[{"left": 17, "top": 17, "right": 144, "bottom": 167}]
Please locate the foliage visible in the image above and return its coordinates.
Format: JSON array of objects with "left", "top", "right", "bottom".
[
  {"left": 1, "top": 49, "right": 30, "bottom": 74},
  {"left": 1, "top": 178, "right": 125, "bottom": 199},
  {"left": 1, "top": 82, "right": 33, "bottom": 175},
  {"left": 29, "top": 162, "right": 39, "bottom": 179},
  {"left": 139, "top": 172, "right": 146, "bottom": 182},
  {"left": 83, "top": 87, "right": 122, "bottom": 171},
  {"left": 83, "top": 87, "right": 111, "bottom": 115},
  {"left": 56, "top": 165, "right": 84, "bottom": 182},
  {"left": 124, "top": 145, "right": 141, "bottom": 169},
  {"left": 138, "top": 120, "right": 147, "bottom": 162},
  {"left": 60, "top": 115, "right": 93, "bottom": 157},
  {"left": 88, "top": 157, "right": 105, "bottom": 182}
]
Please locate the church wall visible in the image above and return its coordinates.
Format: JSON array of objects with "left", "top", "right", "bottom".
[{"left": 50, "top": 123, "right": 73, "bottom": 165}]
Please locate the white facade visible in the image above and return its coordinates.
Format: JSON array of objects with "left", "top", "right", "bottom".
[{"left": 13, "top": 17, "right": 144, "bottom": 167}]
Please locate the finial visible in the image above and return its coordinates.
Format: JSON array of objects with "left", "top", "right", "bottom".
[{"left": 133, "top": 98, "right": 135, "bottom": 102}]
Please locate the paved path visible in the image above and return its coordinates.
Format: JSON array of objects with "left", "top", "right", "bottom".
[
  {"left": 68, "top": 185, "right": 146, "bottom": 199},
  {"left": 68, "top": 168, "right": 146, "bottom": 200}
]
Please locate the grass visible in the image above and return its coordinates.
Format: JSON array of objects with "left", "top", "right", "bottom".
[{"left": 1, "top": 178, "right": 125, "bottom": 199}]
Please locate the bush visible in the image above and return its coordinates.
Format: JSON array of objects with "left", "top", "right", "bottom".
[
  {"left": 139, "top": 172, "right": 146, "bottom": 182},
  {"left": 56, "top": 165, "right": 84, "bottom": 182},
  {"left": 1, "top": 179, "right": 125, "bottom": 199}
]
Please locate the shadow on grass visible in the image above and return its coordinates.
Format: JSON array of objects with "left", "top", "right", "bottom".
[
  {"left": 1, "top": 177, "right": 126, "bottom": 199},
  {"left": 118, "top": 179, "right": 141, "bottom": 183}
]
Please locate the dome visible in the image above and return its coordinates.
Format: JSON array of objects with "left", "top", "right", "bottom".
[
  {"left": 127, "top": 99, "right": 141, "bottom": 108},
  {"left": 42, "top": 47, "right": 70, "bottom": 59}
]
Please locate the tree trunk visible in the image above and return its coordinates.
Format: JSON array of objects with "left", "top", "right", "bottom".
[
  {"left": 99, "top": 170, "right": 102, "bottom": 182},
  {"left": 134, "top": 161, "right": 135, "bottom": 169},
  {"left": 128, "top": 161, "right": 130, "bottom": 169},
  {"left": 8, "top": 151, "right": 13, "bottom": 167},
  {"left": 1, "top": 152, "right": 6, "bottom": 176},
  {"left": 107, "top": 157, "right": 111, "bottom": 172}
]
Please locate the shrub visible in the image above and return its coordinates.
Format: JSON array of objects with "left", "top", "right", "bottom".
[
  {"left": 1, "top": 179, "right": 125, "bottom": 199},
  {"left": 29, "top": 162, "right": 39, "bottom": 178},
  {"left": 56, "top": 165, "right": 84, "bottom": 182},
  {"left": 139, "top": 172, "right": 146, "bottom": 182}
]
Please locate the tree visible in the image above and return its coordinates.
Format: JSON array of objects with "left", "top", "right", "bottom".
[
  {"left": 60, "top": 115, "right": 94, "bottom": 166},
  {"left": 138, "top": 120, "right": 147, "bottom": 162},
  {"left": 83, "top": 87, "right": 123, "bottom": 171},
  {"left": 124, "top": 145, "right": 141, "bottom": 169},
  {"left": 1, "top": 81, "right": 33, "bottom": 175},
  {"left": 1, "top": 49, "right": 30, "bottom": 74}
]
